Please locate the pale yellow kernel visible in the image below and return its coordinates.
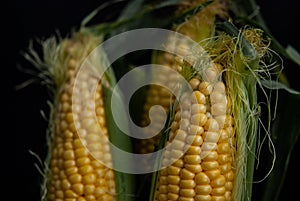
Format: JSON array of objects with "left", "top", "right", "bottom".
[
  {"left": 186, "top": 135, "right": 203, "bottom": 146},
  {"left": 225, "top": 182, "right": 233, "bottom": 191},
  {"left": 225, "top": 171, "right": 234, "bottom": 181},
  {"left": 71, "top": 183, "right": 84, "bottom": 195},
  {"left": 202, "top": 151, "right": 218, "bottom": 161},
  {"left": 218, "top": 154, "right": 230, "bottom": 164},
  {"left": 62, "top": 102, "right": 70, "bottom": 113},
  {"left": 184, "top": 164, "right": 202, "bottom": 173},
  {"left": 214, "top": 82, "right": 226, "bottom": 93},
  {"left": 64, "top": 130, "right": 73, "bottom": 139},
  {"left": 73, "top": 139, "right": 85, "bottom": 148},
  {"left": 64, "top": 142, "right": 73, "bottom": 150},
  {"left": 167, "top": 175, "right": 180, "bottom": 185},
  {"left": 69, "top": 174, "right": 82, "bottom": 184},
  {"left": 66, "top": 113, "right": 74, "bottom": 123},
  {"left": 218, "top": 129, "right": 229, "bottom": 142},
  {"left": 86, "top": 134, "right": 101, "bottom": 143},
  {"left": 225, "top": 126, "right": 234, "bottom": 138},
  {"left": 195, "top": 195, "right": 211, "bottom": 201},
  {"left": 54, "top": 180, "right": 61, "bottom": 190},
  {"left": 159, "top": 176, "right": 168, "bottom": 185},
  {"left": 171, "top": 140, "right": 185, "bottom": 150},
  {"left": 192, "top": 103, "right": 206, "bottom": 115},
  {"left": 184, "top": 155, "right": 201, "bottom": 164},
  {"left": 158, "top": 194, "right": 168, "bottom": 201},
  {"left": 180, "top": 180, "right": 196, "bottom": 189},
  {"left": 52, "top": 167, "right": 60, "bottom": 174},
  {"left": 84, "top": 184, "right": 95, "bottom": 195},
  {"left": 179, "top": 197, "right": 195, "bottom": 201},
  {"left": 179, "top": 118, "right": 190, "bottom": 130},
  {"left": 180, "top": 189, "right": 195, "bottom": 197},
  {"left": 62, "top": 179, "right": 71, "bottom": 190},
  {"left": 64, "top": 150, "right": 75, "bottom": 160},
  {"left": 159, "top": 185, "right": 168, "bottom": 194},
  {"left": 211, "top": 187, "right": 226, "bottom": 195},
  {"left": 64, "top": 160, "right": 75, "bottom": 169},
  {"left": 65, "top": 190, "right": 77, "bottom": 198},
  {"left": 48, "top": 193, "right": 55, "bottom": 201},
  {"left": 195, "top": 184, "right": 212, "bottom": 195},
  {"left": 201, "top": 142, "right": 217, "bottom": 152},
  {"left": 168, "top": 185, "right": 180, "bottom": 194},
  {"left": 75, "top": 148, "right": 89, "bottom": 158},
  {"left": 205, "top": 169, "right": 221, "bottom": 180},
  {"left": 211, "top": 103, "right": 227, "bottom": 116},
  {"left": 217, "top": 143, "right": 231, "bottom": 154},
  {"left": 191, "top": 113, "right": 207, "bottom": 126},
  {"left": 66, "top": 167, "right": 78, "bottom": 176},
  {"left": 170, "top": 149, "right": 184, "bottom": 159},
  {"left": 189, "top": 78, "right": 200, "bottom": 89},
  {"left": 60, "top": 120, "right": 69, "bottom": 131},
  {"left": 204, "top": 118, "right": 220, "bottom": 132},
  {"left": 76, "top": 157, "right": 91, "bottom": 166},
  {"left": 78, "top": 165, "right": 93, "bottom": 175},
  {"left": 191, "top": 91, "right": 206, "bottom": 104},
  {"left": 105, "top": 169, "right": 114, "bottom": 179},
  {"left": 83, "top": 173, "right": 96, "bottom": 184},
  {"left": 185, "top": 145, "right": 201, "bottom": 155},
  {"left": 181, "top": 111, "right": 191, "bottom": 119},
  {"left": 195, "top": 172, "right": 210, "bottom": 185},
  {"left": 160, "top": 168, "right": 168, "bottom": 176},
  {"left": 172, "top": 159, "right": 184, "bottom": 168},
  {"left": 199, "top": 82, "right": 212, "bottom": 95},
  {"left": 65, "top": 198, "right": 76, "bottom": 201},
  {"left": 167, "top": 166, "right": 181, "bottom": 175},
  {"left": 202, "top": 161, "right": 219, "bottom": 171},
  {"left": 168, "top": 193, "right": 179, "bottom": 200},
  {"left": 171, "top": 121, "right": 179, "bottom": 132},
  {"left": 224, "top": 191, "right": 232, "bottom": 200},
  {"left": 211, "top": 175, "right": 226, "bottom": 187},
  {"left": 56, "top": 190, "right": 64, "bottom": 198},
  {"left": 211, "top": 195, "right": 225, "bottom": 201},
  {"left": 188, "top": 125, "right": 204, "bottom": 136},
  {"left": 180, "top": 168, "right": 195, "bottom": 179},
  {"left": 203, "top": 66, "right": 219, "bottom": 82},
  {"left": 94, "top": 186, "right": 106, "bottom": 197},
  {"left": 220, "top": 164, "right": 231, "bottom": 174},
  {"left": 203, "top": 132, "right": 220, "bottom": 143},
  {"left": 210, "top": 91, "right": 227, "bottom": 105},
  {"left": 85, "top": 194, "right": 96, "bottom": 201}
]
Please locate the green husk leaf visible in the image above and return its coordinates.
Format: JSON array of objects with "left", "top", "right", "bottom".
[
  {"left": 261, "top": 80, "right": 300, "bottom": 95},
  {"left": 100, "top": 48, "right": 135, "bottom": 201},
  {"left": 262, "top": 91, "right": 300, "bottom": 201},
  {"left": 286, "top": 45, "right": 300, "bottom": 66}
]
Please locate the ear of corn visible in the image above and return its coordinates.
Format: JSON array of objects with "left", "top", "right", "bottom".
[
  {"left": 136, "top": 0, "right": 228, "bottom": 168},
  {"left": 26, "top": 32, "right": 134, "bottom": 201},
  {"left": 152, "top": 63, "right": 236, "bottom": 201}
]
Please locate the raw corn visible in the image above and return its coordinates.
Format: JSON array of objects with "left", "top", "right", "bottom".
[
  {"left": 40, "top": 35, "right": 117, "bottom": 201},
  {"left": 153, "top": 63, "right": 235, "bottom": 201},
  {"left": 136, "top": 0, "right": 228, "bottom": 164}
]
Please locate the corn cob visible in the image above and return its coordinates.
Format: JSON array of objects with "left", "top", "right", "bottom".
[
  {"left": 29, "top": 34, "right": 118, "bottom": 201},
  {"left": 136, "top": 0, "right": 228, "bottom": 164},
  {"left": 153, "top": 63, "right": 235, "bottom": 201}
]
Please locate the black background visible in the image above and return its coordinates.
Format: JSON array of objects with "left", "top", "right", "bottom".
[{"left": 10, "top": 0, "right": 300, "bottom": 200}]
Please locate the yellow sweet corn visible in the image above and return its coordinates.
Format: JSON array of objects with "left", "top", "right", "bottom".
[
  {"left": 33, "top": 34, "right": 117, "bottom": 201},
  {"left": 136, "top": 0, "right": 228, "bottom": 163},
  {"left": 152, "top": 63, "right": 235, "bottom": 201}
]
